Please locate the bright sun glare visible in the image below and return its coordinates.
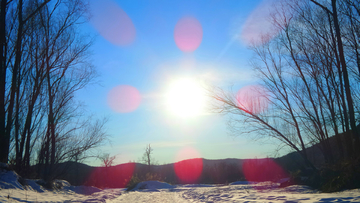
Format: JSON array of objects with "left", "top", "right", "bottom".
[{"left": 165, "top": 78, "right": 206, "bottom": 118}]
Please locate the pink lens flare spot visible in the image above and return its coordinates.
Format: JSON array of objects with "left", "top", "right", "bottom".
[
  {"left": 242, "top": 158, "right": 289, "bottom": 184},
  {"left": 241, "top": 0, "right": 285, "bottom": 46},
  {"left": 174, "top": 147, "right": 203, "bottom": 184},
  {"left": 90, "top": 0, "right": 136, "bottom": 46},
  {"left": 107, "top": 85, "right": 141, "bottom": 113},
  {"left": 174, "top": 16, "right": 203, "bottom": 52},
  {"left": 85, "top": 162, "right": 135, "bottom": 188},
  {"left": 236, "top": 85, "right": 269, "bottom": 114}
]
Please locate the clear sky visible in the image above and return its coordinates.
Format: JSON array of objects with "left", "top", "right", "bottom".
[{"left": 77, "top": 0, "right": 281, "bottom": 166}]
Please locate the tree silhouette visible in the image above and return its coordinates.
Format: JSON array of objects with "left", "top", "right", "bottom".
[
  {"left": 0, "top": 0, "right": 107, "bottom": 182},
  {"left": 141, "top": 144, "right": 157, "bottom": 172},
  {"left": 210, "top": 0, "right": 360, "bottom": 169}
]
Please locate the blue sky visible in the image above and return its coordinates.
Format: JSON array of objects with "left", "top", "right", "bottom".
[{"left": 77, "top": 0, "right": 281, "bottom": 166}]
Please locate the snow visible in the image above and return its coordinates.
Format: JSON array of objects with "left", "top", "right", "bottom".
[
  {"left": 181, "top": 184, "right": 215, "bottom": 187},
  {"left": 112, "top": 183, "right": 360, "bottom": 203},
  {"left": 128, "top": 180, "right": 175, "bottom": 191},
  {"left": 0, "top": 170, "right": 24, "bottom": 190},
  {"left": 229, "top": 181, "right": 256, "bottom": 185},
  {"left": 1, "top": 168, "right": 360, "bottom": 202}
]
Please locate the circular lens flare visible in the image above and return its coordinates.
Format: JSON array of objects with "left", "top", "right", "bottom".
[
  {"left": 90, "top": 0, "right": 136, "bottom": 46},
  {"left": 242, "top": 158, "right": 288, "bottom": 183},
  {"left": 236, "top": 85, "right": 268, "bottom": 114},
  {"left": 174, "top": 147, "right": 203, "bottom": 184},
  {"left": 107, "top": 85, "right": 141, "bottom": 113},
  {"left": 241, "top": 0, "right": 285, "bottom": 46},
  {"left": 174, "top": 16, "right": 203, "bottom": 52},
  {"left": 85, "top": 162, "right": 135, "bottom": 188}
]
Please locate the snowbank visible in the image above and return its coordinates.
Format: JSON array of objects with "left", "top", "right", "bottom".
[
  {"left": 129, "top": 181, "right": 175, "bottom": 191},
  {"left": 0, "top": 164, "right": 101, "bottom": 195},
  {"left": 0, "top": 170, "right": 25, "bottom": 190},
  {"left": 64, "top": 185, "right": 102, "bottom": 195}
]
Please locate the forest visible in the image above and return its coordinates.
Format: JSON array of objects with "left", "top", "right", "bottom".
[{"left": 0, "top": 0, "right": 107, "bottom": 183}]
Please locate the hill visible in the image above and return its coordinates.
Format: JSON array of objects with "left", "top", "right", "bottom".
[
  {"left": 47, "top": 159, "right": 245, "bottom": 187},
  {"left": 34, "top": 131, "right": 356, "bottom": 188},
  {"left": 47, "top": 157, "right": 292, "bottom": 188}
]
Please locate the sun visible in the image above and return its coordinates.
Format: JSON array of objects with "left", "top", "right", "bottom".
[{"left": 165, "top": 78, "right": 206, "bottom": 118}]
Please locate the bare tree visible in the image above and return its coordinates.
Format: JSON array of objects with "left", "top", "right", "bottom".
[
  {"left": 309, "top": 0, "right": 360, "bottom": 156},
  {"left": 99, "top": 153, "right": 116, "bottom": 168},
  {"left": 141, "top": 144, "right": 157, "bottom": 171},
  {"left": 0, "top": 0, "right": 50, "bottom": 164},
  {"left": 210, "top": 0, "right": 360, "bottom": 169},
  {"left": 31, "top": 0, "right": 98, "bottom": 180},
  {"left": 0, "top": 0, "right": 108, "bottom": 183},
  {"left": 211, "top": 85, "right": 316, "bottom": 169}
]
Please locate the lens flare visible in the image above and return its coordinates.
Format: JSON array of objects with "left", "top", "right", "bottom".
[
  {"left": 107, "top": 85, "right": 141, "bottom": 113},
  {"left": 236, "top": 85, "right": 268, "bottom": 114},
  {"left": 174, "top": 147, "right": 203, "bottom": 184},
  {"left": 241, "top": 0, "right": 285, "bottom": 46},
  {"left": 174, "top": 16, "right": 203, "bottom": 52},
  {"left": 90, "top": 0, "right": 136, "bottom": 46},
  {"left": 242, "top": 158, "right": 288, "bottom": 183},
  {"left": 85, "top": 162, "right": 135, "bottom": 188}
]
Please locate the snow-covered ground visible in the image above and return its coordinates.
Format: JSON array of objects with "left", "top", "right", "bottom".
[
  {"left": 1, "top": 169, "right": 360, "bottom": 202},
  {"left": 2, "top": 181, "right": 360, "bottom": 202},
  {"left": 110, "top": 181, "right": 360, "bottom": 203}
]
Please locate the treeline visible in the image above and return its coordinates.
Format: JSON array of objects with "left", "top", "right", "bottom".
[
  {"left": 212, "top": 0, "right": 360, "bottom": 169},
  {"left": 82, "top": 159, "right": 289, "bottom": 189},
  {"left": 0, "top": 0, "right": 106, "bottom": 181},
  {"left": 84, "top": 161, "right": 244, "bottom": 189}
]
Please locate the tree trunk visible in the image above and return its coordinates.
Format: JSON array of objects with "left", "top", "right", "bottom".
[
  {"left": 0, "top": 0, "right": 8, "bottom": 163},
  {"left": 6, "top": 0, "right": 25, "bottom": 167},
  {"left": 331, "top": 0, "right": 360, "bottom": 156}
]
